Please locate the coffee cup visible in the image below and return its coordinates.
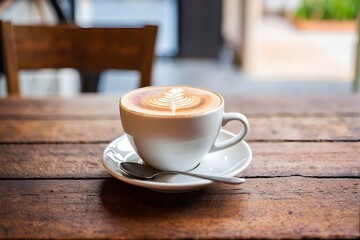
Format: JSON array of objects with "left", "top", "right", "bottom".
[{"left": 119, "top": 86, "right": 249, "bottom": 171}]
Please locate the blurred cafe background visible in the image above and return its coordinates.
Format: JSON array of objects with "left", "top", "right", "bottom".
[{"left": 0, "top": 0, "right": 359, "bottom": 96}]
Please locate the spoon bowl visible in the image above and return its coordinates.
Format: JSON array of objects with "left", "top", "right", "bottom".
[{"left": 120, "top": 162, "right": 245, "bottom": 184}]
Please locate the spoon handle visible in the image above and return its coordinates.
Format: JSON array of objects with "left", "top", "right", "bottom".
[{"left": 163, "top": 171, "right": 245, "bottom": 184}]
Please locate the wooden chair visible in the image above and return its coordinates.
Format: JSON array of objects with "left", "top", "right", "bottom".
[{"left": 0, "top": 20, "right": 158, "bottom": 96}]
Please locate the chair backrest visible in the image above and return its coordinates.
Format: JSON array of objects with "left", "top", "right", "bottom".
[{"left": 0, "top": 21, "right": 158, "bottom": 96}]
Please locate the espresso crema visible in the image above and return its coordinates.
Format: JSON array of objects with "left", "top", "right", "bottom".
[{"left": 121, "top": 86, "right": 222, "bottom": 117}]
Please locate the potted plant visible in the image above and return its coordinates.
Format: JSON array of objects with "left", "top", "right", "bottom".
[{"left": 288, "top": 0, "right": 359, "bottom": 30}]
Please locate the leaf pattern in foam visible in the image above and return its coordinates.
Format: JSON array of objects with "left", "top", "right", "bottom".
[{"left": 150, "top": 88, "right": 195, "bottom": 114}]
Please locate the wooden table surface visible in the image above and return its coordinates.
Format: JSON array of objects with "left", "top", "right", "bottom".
[{"left": 0, "top": 94, "right": 359, "bottom": 239}]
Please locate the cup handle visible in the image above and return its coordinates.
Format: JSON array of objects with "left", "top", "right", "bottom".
[{"left": 210, "top": 112, "right": 249, "bottom": 152}]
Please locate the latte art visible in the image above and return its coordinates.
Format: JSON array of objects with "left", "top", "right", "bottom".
[
  {"left": 121, "top": 86, "right": 222, "bottom": 117},
  {"left": 149, "top": 88, "right": 201, "bottom": 114}
]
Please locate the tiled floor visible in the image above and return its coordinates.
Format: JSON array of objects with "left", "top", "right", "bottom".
[{"left": 99, "top": 58, "right": 353, "bottom": 96}]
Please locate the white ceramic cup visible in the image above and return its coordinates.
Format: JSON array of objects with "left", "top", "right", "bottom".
[{"left": 120, "top": 86, "right": 249, "bottom": 171}]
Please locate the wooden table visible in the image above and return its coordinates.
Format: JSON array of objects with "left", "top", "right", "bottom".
[{"left": 0, "top": 94, "right": 359, "bottom": 239}]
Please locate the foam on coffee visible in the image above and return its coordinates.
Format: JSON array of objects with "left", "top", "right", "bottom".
[{"left": 121, "top": 86, "right": 222, "bottom": 117}]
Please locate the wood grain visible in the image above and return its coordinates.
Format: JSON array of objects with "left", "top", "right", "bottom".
[
  {"left": 0, "top": 119, "right": 123, "bottom": 143},
  {"left": 0, "top": 143, "right": 109, "bottom": 179},
  {"left": 0, "top": 95, "right": 358, "bottom": 239},
  {"left": 0, "top": 95, "right": 359, "bottom": 117},
  {"left": 13, "top": 26, "right": 157, "bottom": 71},
  {"left": 0, "top": 95, "right": 119, "bottom": 117},
  {"left": 225, "top": 94, "right": 360, "bottom": 116},
  {"left": 0, "top": 116, "right": 358, "bottom": 143},
  {"left": 237, "top": 116, "right": 360, "bottom": 141},
  {"left": 0, "top": 178, "right": 358, "bottom": 239},
  {"left": 0, "top": 142, "right": 358, "bottom": 179}
]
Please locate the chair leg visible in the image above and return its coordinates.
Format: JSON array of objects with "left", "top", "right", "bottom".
[{"left": 79, "top": 71, "right": 100, "bottom": 92}]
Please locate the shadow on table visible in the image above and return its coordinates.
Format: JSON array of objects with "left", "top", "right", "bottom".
[{"left": 100, "top": 179, "right": 235, "bottom": 219}]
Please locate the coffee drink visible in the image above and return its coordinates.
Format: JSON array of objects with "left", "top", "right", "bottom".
[
  {"left": 120, "top": 86, "right": 249, "bottom": 171},
  {"left": 120, "top": 86, "right": 222, "bottom": 117}
]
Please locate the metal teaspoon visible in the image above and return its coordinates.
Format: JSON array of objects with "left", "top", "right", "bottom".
[{"left": 120, "top": 162, "right": 245, "bottom": 184}]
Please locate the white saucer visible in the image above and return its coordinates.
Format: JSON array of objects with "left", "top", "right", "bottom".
[{"left": 101, "top": 129, "right": 252, "bottom": 192}]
